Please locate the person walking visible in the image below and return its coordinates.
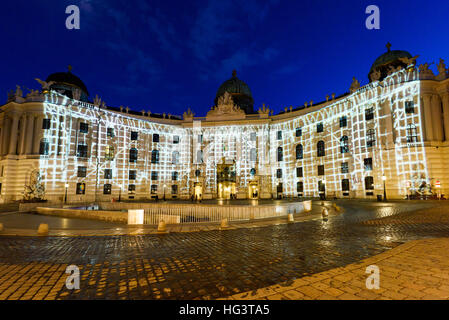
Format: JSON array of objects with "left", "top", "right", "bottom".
[{"left": 321, "top": 206, "right": 329, "bottom": 221}]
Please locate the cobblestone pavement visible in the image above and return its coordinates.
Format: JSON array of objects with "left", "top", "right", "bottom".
[
  {"left": 227, "top": 238, "right": 449, "bottom": 300},
  {"left": 0, "top": 201, "right": 449, "bottom": 300}
]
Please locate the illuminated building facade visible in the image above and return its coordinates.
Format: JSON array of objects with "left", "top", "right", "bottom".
[{"left": 1, "top": 45, "right": 449, "bottom": 203}]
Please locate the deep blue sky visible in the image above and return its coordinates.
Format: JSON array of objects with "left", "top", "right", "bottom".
[{"left": 1, "top": 0, "right": 448, "bottom": 116}]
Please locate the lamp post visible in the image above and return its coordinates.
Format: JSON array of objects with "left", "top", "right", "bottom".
[
  {"left": 118, "top": 185, "right": 122, "bottom": 202},
  {"left": 64, "top": 183, "right": 69, "bottom": 204},
  {"left": 382, "top": 175, "right": 387, "bottom": 201}
]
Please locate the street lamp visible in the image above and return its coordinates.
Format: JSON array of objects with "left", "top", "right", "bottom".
[
  {"left": 382, "top": 175, "right": 387, "bottom": 201},
  {"left": 64, "top": 183, "right": 69, "bottom": 204}
]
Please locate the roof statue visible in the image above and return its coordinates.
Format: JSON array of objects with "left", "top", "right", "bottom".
[
  {"left": 35, "top": 78, "right": 56, "bottom": 91},
  {"left": 207, "top": 91, "right": 246, "bottom": 121},
  {"left": 436, "top": 58, "right": 448, "bottom": 80},
  {"left": 349, "top": 77, "right": 361, "bottom": 93}
]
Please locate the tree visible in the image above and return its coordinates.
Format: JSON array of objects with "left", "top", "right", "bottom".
[{"left": 23, "top": 170, "right": 45, "bottom": 201}]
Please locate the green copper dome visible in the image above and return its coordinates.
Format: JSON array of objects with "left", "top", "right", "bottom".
[{"left": 215, "top": 70, "right": 255, "bottom": 114}]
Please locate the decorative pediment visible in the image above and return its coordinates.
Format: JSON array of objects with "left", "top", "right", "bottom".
[{"left": 206, "top": 92, "right": 246, "bottom": 121}]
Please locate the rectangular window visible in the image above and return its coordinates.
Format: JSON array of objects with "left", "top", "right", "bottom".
[
  {"left": 153, "top": 134, "right": 160, "bottom": 143},
  {"left": 76, "top": 183, "right": 85, "bottom": 194},
  {"left": 318, "top": 165, "right": 325, "bottom": 176},
  {"left": 151, "top": 171, "right": 158, "bottom": 181},
  {"left": 151, "top": 185, "right": 157, "bottom": 194},
  {"left": 107, "top": 128, "right": 114, "bottom": 137},
  {"left": 131, "top": 131, "right": 138, "bottom": 141},
  {"left": 39, "top": 140, "right": 49, "bottom": 155},
  {"left": 105, "top": 145, "right": 114, "bottom": 160},
  {"left": 276, "top": 168, "right": 282, "bottom": 178},
  {"left": 104, "top": 169, "right": 112, "bottom": 179},
  {"left": 296, "top": 167, "right": 303, "bottom": 178},
  {"left": 365, "top": 107, "right": 374, "bottom": 121},
  {"left": 297, "top": 181, "right": 304, "bottom": 193},
  {"left": 341, "top": 162, "right": 349, "bottom": 174},
  {"left": 317, "top": 123, "right": 323, "bottom": 133},
  {"left": 77, "top": 144, "right": 88, "bottom": 158},
  {"left": 277, "top": 131, "right": 282, "bottom": 140},
  {"left": 171, "top": 185, "right": 178, "bottom": 194},
  {"left": 198, "top": 134, "right": 203, "bottom": 143},
  {"left": 341, "top": 179, "right": 350, "bottom": 191},
  {"left": 103, "top": 184, "right": 112, "bottom": 195},
  {"left": 364, "top": 158, "right": 373, "bottom": 171},
  {"left": 173, "top": 135, "right": 180, "bottom": 144},
  {"left": 128, "top": 184, "right": 136, "bottom": 194},
  {"left": 77, "top": 166, "right": 87, "bottom": 178},
  {"left": 365, "top": 176, "right": 374, "bottom": 190},
  {"left": 79, "top": 122, "right": 88, "bottom": 133},
  {"left": 129, "top": 170, "right": 136, "bottom": 180},
  {"left": 405, "top": 101, "right": 414, "bottom": 114},
  {"left": 295, "top": 127, "right": 302, "bottom": 137},
  {"left": 339, "top": 116, "right": 347, "bottom": 128},
  {"left": 42, "top": 119, "right": 51, "bottom": 129},
  {"left": 172, "top": 171, "right": 178, "bottom": 181}
]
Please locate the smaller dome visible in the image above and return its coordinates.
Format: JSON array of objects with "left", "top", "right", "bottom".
[
  {"left": 368, "top": 43, "right": 413, "bottom": 82},
  {"left": 46, "top": 66, "right": 89, "bottom": 101}
]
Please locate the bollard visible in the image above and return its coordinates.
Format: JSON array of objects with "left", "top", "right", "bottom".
[
  {"left": 0, "top": 223, "right": 3, "bottom": 232},
  {"left": 287, "top": 213, "right": 294, "bottom": 223},
  {"left": 157, "top": 220, "right": 168, "bottom": 234},
  {"left": 37, "top": 223, "right": 49, "bottom": 236},
  {"left": 220, "top": 218, "right": 229, "bottom": 230}
]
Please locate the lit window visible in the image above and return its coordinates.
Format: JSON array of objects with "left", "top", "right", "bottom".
[
  {"left": 151, "top": 185, "right": 157, "bottom": 194},
  {"left": 128, "top": 185, "right": 136, "bottom": 194},
  {"left": 76, "top": 183, "right": 85, "bottom": 194},
  {"left": 105, "top": 145, "right": 114, "bottom": 160},
  {"left": 406, "top": 124, "right": 418, "bottom": 143},
  {"left": 103, "top": 184, "right": 112, "bottom": 195}
]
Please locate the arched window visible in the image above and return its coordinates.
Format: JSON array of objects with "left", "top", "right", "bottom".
[
  {"left": 151, "top": 150, "right": 159, "bottom": 164},
  {"left": 197, "top": 150, "right": 203, "bottom": 163},
  {"left": 317, "top": 140, "right": 325, "bottom": 157},
  {"left": 129, "top": 148, "right": 138, "bottom": 162},
  {"left": 340, "top": 136, "right": 349, "bottom": 153},
  {"left": 250, "top": 148, "right": 257, "bottom": 161},
  {"left": 277, "top": 147, "right": 283, "bottom": 162},
  {"left": 296, "top": 144, "right": 303, "bottom": 160},
  {"left": 172, "top": 151, "right": 179, "bottom": 164},
  {"left": 39, "top": 139, "right": 49, "bottom": 155},
  {"left": 250, "top": 168, "right": 256, "bottom": 176},
  {"left": 406, "top": 124, "right": 418, "bottom": 143}
]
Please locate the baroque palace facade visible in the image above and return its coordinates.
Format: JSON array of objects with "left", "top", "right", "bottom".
[{"left": 1, "top": 45, "right": 449, "bottom": 203}]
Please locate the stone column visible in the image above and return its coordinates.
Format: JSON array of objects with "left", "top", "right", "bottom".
[
  {"left": 32, "top": 115, "right": 43, "bottom": 154},
  {"left": 8, "top": 114, "right": 20, "bottom": 155},
  {"left": 25, "top": 114, "right": 35, "bottom": 154},
  {"left": 431, "top": 94, "right": 443, "bottom": 141},
  {"left": 18, "top": 114, "right": 27, "bottom": 155},
  {"left": 442, "top": 93, "right": 449, "bottom": 141},
  {"left": 0, "top": 117, "right": 7, "bottom": 156},
  {"left": 423, "top": 94, "right": 433, "bottom": 141}
]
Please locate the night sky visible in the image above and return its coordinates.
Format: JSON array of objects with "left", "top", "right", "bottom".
[{"left": 1, "top": 0, "right": 448, "bottom": 116}]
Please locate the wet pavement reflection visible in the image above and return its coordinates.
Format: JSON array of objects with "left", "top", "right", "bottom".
[{"left": 0, "top": 201, "right": 448, "bottom": 300}]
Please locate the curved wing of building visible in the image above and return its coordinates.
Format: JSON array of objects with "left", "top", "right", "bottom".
[{"left": 1, "top": 45, "right": 448, "bottom": 203}]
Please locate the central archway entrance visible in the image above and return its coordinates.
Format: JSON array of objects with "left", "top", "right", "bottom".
[{"left": 217, "top": 159, "right": 236, "bottom": 200}]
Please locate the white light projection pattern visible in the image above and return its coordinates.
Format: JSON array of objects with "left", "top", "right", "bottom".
[
  {"left": 40, "top": 92, "right": 191, "bottom": 201},
  {"left": 268, "top": 67, "right": 426, "bottom": 198}
]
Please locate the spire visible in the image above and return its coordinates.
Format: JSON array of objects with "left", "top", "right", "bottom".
[
  {"left": 232, "top": 70, "right": 237, "bottom": 78},
  {"left": 68, "top": 65, "right": 73, "bottom": 73},
  {"left": 386, "top": 42, "right": 392, "bottom": 52}
]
